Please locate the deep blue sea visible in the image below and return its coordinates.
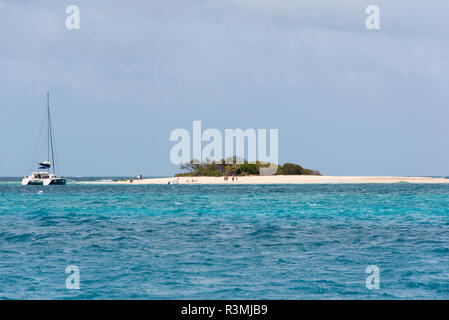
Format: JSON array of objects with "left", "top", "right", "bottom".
[{"left": 1, "top": 182, "right": 449, "bottom": 299}]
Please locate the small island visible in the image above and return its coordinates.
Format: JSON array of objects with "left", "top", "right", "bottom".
[
  {"left": 175, "top": 159, "right": 320, "bottom": 177},
  {"left": 80, "top": 158, "right": 449, "bottom": 185}
]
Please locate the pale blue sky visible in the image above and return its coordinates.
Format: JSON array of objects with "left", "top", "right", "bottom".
[{"left": 1, "top": 0, "right": 448, "bottom": 176}]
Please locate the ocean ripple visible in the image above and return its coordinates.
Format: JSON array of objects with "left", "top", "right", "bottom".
[{"left": 0, "top": 183, "right": 449, "bottom": 299}]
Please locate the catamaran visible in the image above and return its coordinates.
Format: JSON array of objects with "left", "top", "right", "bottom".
[{"left": 22, "top": 92, "right": 66, "bottom": 186}]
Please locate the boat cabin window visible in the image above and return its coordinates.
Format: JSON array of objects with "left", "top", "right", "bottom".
[{"left": 34, "top": 173, "right": 49, "bottom": 179}]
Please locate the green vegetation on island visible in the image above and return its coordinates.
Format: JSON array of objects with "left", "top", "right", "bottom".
[{"left": 175, "top": 158, "right": 320, "bottom": 177}]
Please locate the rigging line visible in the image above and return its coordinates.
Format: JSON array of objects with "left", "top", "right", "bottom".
[
  {"left": 51, "top": 105, "right": 62, "bottom": 176},
  {"left": 53, "top": 134, "right": 60, "bottom": 176},
  {"left": 30, "top": 107, "right": 47, "bottom": 173},
  {"left": 47, "top": 92, "right": 50, "bottom": 165},
  {"left": 50, "top": 115, "right": 58, "bottom": 175},
  {"left": 48, "top": 104, "right": 56, "bottom": 175}
]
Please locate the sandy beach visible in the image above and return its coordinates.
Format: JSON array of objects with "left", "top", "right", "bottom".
[{"left": 83, "top": 175, "right": 449, "bottom": 185}]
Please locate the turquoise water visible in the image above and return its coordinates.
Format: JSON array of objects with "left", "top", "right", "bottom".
[{"left": 1, "top": 183, "right": 449, "bottom": 299}]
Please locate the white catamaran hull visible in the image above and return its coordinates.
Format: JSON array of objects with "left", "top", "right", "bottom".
[
  {"left": 22, "top": 177, "right": 43, "bottom": 185},
  {"left": 22, "top": 176, "right": 66, "bottom": 186},
  {"left": 44, "top": 177, "right": 66, "bottom": 185}
]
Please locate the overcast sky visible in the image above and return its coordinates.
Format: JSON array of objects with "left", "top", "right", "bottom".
[{"left": 1, "top": 0, "right": 448, "bottom": 177}]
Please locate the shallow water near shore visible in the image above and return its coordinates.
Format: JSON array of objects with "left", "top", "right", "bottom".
[{"left": 1, "top": 183, "right": 449, "bottom": 299}]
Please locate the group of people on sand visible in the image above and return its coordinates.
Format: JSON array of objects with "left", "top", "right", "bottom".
[
  {"left": 129, "top": 174, "right": 143, "bottom": 183},
  {"left": 127, "top": 175, "right": 241, "bottom": 184},
  {"left": 224, "top": 175, "right": 238, "bottom": 182}
]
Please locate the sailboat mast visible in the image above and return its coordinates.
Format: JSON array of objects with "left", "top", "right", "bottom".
[
  {"left": 47, "top": 92, "right": 56, "bottom": 175},
  {"left": 47, "top": 91, "right": 50, "bottom": 169}
]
